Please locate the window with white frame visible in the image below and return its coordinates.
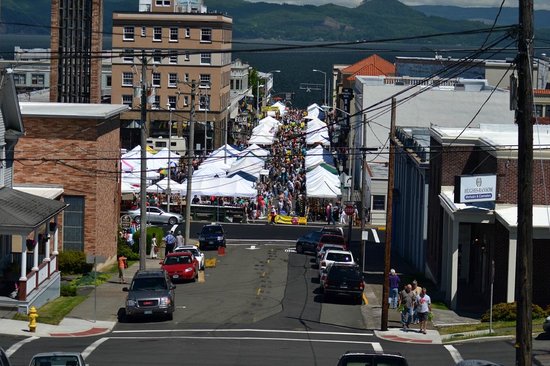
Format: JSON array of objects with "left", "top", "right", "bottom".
[
  {"left": 152, "top": 72, "right": 161, "bottom": 87},
  {"left": 200, "top": 53, "right": 211, "bottom": 65},
  {"left": 153, "top": 50, "right": 162, "bottom": 64},
  {"left": 169, "top": 27, "right": 178, "bottom": 42},
  {"left": 13, "top": 73, "right": 26, "bottom": 85},
  {"left": 184, "top": 51, "right": 190, "bottom": 61},
  {"left": 183, "top": 95, "right": 189, "bottom": 106},
  {"left": 184, "top": 73, "right": 189, "bottom": 82},
  {"left": 198, "top": 94, "right": 210, "bottom": 111},
  {"left": 31, "top": 74, "right": 44, "bottom": 85},
  {"left": 185, "top": 28, "right": 190, "bottom": 38},
  {"left": 123, "top": 26, "right": 135, "bottom": 41},
  {"left": 122, "top": 72, "right": 133, "bottom": 86},
  {"left": 141, "top": 26, "right": 146, "bottom": 37},
  {"left": 153, "top": 95, "right": 160, "bottom": 109},
  {"left": 122, "top": 95, "right": 133, "bottom": 106},
  {"left": 199, "top": 74, "right": 211, "bottom": 88},
  {"left": 155, "top": 0, "right": 170, "bottom": 5},
  {"left": 168, "top": 50, "right": 177, "bottom": 64},
  {"left": 168, "top": 73, "right": 177, "bottom": 87},
  {"left": 372, "top": 195, "right": 386, "bottom": 211},
  {"left": 153, "top": 27, "right": 162, "bottom": 41},
  {"left": 201, "top": 28, "right": 212, "bottom": 43},
  {"left": 168, "top": 95, "right": 177, "bottom": 109},
  {"left": 123, "top": 49, "right": 134, "bottom": 63}
]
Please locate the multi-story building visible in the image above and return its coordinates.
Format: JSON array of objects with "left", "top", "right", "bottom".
[
  {"left": 111, "top": 0, "right": 233, "bottom": 153},
  {"left": 50, "top": 0, "right": 103, "bottom": 103}
]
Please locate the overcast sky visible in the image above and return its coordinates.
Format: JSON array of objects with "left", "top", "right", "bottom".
[{"left": 244, "top": 0, "right": 550, "bottom": 11}]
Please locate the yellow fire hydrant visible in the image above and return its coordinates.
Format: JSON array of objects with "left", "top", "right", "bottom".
[{"left": 28, "top": 306, "right": 38, "bottom": 333}]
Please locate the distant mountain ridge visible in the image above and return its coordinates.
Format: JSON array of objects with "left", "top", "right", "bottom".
[{"left": 1, "top": 0, "right": 548, "bottom": 44}]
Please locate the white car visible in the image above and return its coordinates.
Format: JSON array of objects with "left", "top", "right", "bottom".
[
  {"left": 316, "top": 244, "right": 346, "bottom": 266},
  {"left": 319, "top": 249, "right": 355, "bottom": 278},
  {"left": 174, "top": 245, "right": 205, "bottom": 270}
]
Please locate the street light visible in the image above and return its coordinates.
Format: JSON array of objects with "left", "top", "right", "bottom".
[
  {"left": 166, "top": 104, "right": 173, "bottom": 213},
  {"left": 312, "top": 69, "right": 327, "bottom": 106}
]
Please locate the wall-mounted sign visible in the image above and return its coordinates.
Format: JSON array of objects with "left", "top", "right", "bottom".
[{"left": 454, "top": 174, "right": 497, "bottom": 203}]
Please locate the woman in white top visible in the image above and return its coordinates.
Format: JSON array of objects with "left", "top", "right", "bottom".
[
  {"left": 149, "top": 233, "right": 158, "bottom": 259},
  {"left": 416, "top": 287, "right": 431, "bottom": 334}
]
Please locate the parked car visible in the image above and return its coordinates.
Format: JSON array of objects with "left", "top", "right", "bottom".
[
  {"left": 127, "top": 207, "right": 184, "bottom": 225},
  {"left": 323, "top": 263, "right": 364, "bottom": 303},
  {"left": 544, "top": 315, "right": 550, "bottom": 333},
  {"left": 28, "top": 352, "right": 86, "bottom": 366},
  {"left": 0, "top": 347, "right": 12, "bottom": 366},
  {"left": 295, "top": 230, "right": 323, "bottom": 254},
  {"left": 336, "top": 351, "right": 408, "bottom": 366},
  {"left": 123, "top": 269, "right": 176, "bottom": 321},
  {"left": 321, "top": 225, "right": 344, "bottom": 238},
  {"left": 198, "top": 223, "right": 226, "bottom": 250},
  {"left": 316, "top": 244, "right": 348, "bottom": 266},
  {"left": 316, "top": 234, "right": 347, "bottom": 253},
  {"left": 319, "top": 249, "right": 356, "bottom": 278},
  {"left": 174, "top": 245, "right": 205, "bottom": 270},
  {"left": 160, "top": 252, "right": 199, "bottom": 282}
]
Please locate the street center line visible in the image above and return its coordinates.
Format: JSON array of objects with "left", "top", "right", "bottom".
[
  {"left": 112, "top": 335, "right": 378, "bottom": 345},
  {"left": 112, "top": 328, "right": 373, "bottom": 337},
  {"left": 371, "top": 342, "right": 383, "bottom": 353},
  {"left": 444, "top": 345, "right": 463, "bottom": 364},
  {"left": 6, "top": 336, "right": 38, "bottom": 357},
  {"left": 82, "top": 337, "right": 109, "bottom": 359}
]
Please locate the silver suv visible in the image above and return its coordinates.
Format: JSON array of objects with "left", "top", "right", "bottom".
[{"left": 123, "top": 269, "right": 176, "bottom": 321}]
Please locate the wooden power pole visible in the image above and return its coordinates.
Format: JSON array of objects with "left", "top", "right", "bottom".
[
  {"left": 381, "top": 98, "right": 396, "bottom": 331},
  {"left": 516, "top": 0, "right": 534, "bottom": 364}
]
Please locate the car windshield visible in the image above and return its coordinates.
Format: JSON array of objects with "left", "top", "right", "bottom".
[
  {"left": 30, "top": 355, "right": 80, "bottom": 366},
  {"left": 203, "top": 226, "right": 223, "bottom": 235},
  {"left": 322, "top": 245, "right": 342, "bottom": 253},
  {"left": 327, "top": 253, "right": 352, "bottom": 262},
  {"left": 164, "top": 256, "right": 192, "bottom": 265},
  {"left": 330, "top": 266, "right": 361, "bottom": 281},
  {"left": 131, "top": 277, "right": 168, "bottom": 291}
]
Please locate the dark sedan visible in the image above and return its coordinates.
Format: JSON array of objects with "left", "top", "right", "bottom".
[{"left": 295, "top": 230, "right": 323, "bottom": 254}]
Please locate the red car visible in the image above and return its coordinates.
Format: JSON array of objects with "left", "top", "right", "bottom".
[
  {"left": 316, "top": 234, "right": 347, "bottom": 254},
  {"left": 160, "top": 252, "right": 199, "bottom": 282}
]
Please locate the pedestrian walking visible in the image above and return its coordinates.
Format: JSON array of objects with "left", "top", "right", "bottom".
[
  {"left": 326, "top": 202, "right": 334, "bottom": 225},
  {"left": 149, "top": 233, "right": 158, "bottom": 259},
  {"left": 415, "top": 287, "right": 432, "bottom": 334},
  {"left": 398, "top": 284, "right": 416, "bottom": 330},
  {"left": 117, "top": 255, "right": 128, "bottom": 284},
  {"left": 411, "top": 280, "right": 422, "bottom": 324},
  {"left": 388, "top": 269, "right": 401, "bottom": 309},
  {"left": 175, "top": 231, "right": 184, "bottom": 247},
  {"left": 163, "top": 230, "right": 176, "bottom": 256}
]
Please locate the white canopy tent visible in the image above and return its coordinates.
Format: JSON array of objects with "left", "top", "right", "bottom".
[
  {"left": 305, "top": 145, "right": 334, "bottom": 169},
  {"left": 181, "top": 175, "right": 257, "bottom": 198},
  {"left": 227, "top": 155, "right": 265, "bottom": 177},
  {"left": 146, "top": 177, "right": 187, "bottom": 194},
  {"left": 240, "top": 143, "right": 270, "bottom": 158},
  {"left": 306, "top": 165, "right": 341, "bottom": 198},
  {"left": 306, "top": 118, "right": 330, "bottom": 146}
]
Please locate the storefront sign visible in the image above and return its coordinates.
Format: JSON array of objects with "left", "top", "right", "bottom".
[{"left": 454, "top": 175, "right": 497, "bottom": 203}]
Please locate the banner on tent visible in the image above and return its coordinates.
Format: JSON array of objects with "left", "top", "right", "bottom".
[{"left": 274, "top": 215, "right": 307, "bottom": 225}]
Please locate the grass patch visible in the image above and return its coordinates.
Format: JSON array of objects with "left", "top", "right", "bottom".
[
  {"left": 437, "top": 318, "right": 545, "bottom": 335},
  {"left": 431, "top": 301, "right": 449, "bottom": 310},
  {"left": 14, "top": 295, "right": 86, "bottom": 325}
]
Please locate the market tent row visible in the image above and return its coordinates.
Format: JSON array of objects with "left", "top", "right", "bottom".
[
  {"left": 146, "top": 177, "right": 187, "bottom": 194},
  {"left": 305, "top": 103, "right": 325, "bottom": 121},
  {"left": 181, "top": 175, "right": 257, "bottom": 197},
  {"left": 306, "top": 117, "right": 330, "bottom": 146},
  {"left": 305, "top": 145, "right": 334, "bottom": 169},
  {"left": 248, "top": 116, "right": 281, "bottom": 145},
  {"left": 306, "top": 164, "right": 341, "bottom": 198}
]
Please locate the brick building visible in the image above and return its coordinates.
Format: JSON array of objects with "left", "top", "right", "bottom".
[{"left": 14, "top": 103, "right": 128, "bottom": 268}]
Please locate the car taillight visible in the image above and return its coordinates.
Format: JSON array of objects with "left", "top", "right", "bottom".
[{"left": 360, "top": 282, "right": 365, "bottom": 290}]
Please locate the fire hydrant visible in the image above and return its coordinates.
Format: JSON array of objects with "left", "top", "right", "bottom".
[{"left": 28, "top": 306, "right": 38, "bottom": 333}]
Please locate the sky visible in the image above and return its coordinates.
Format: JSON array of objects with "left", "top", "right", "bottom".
[{"left": 244, "top": 0, "right": 550, "bottom": 11}]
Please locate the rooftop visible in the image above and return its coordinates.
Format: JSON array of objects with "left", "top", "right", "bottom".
[{"left": 19, "top": 102, "right": 129, "bottom": 119}]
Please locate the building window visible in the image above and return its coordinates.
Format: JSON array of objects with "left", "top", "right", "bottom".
[
  {"left": 545, "top": 105, "right": 550, "bottom": 117},
  {"left": 106, "top": 76, "right": 112, "bottom": 87},
  {"left": 184, "top": 73, "right": 189, "bottom": 82},
  {"left": 156, "top": 0, "right": 170, "bottom": 5},
  {"left": 199, "top": 94, "right": 210, "bottom": 111},
  {"left": 122, "top": 72, "right": 133, "bottom": 86},
  {"left": 535, "top": 104, "right": 543, "bottom": 117},
  {"left": 183, "top": 95, "right": 189, "bottom": 106},
  {"left": 141, "top": 26, "right": 146, "bottom": 37},
  {"left": 200, "top": 53, "right": 211, "bottom": 65},
  {"left": 372, "top": 195, "right": 386, "bottom": 211},
  {"left": 168, "top": 95, "right": 177, "bottom": 109},
  {"left": 122, "top": 94, "right": 133, "bottom": 106},
  {"left": 201, "top": 28, "right": 212, "bottom": 43},
  {"left": 184, "top": 51, "right": 190, "bottom": 61},
  {"left": 152, "top": 72, "right": 161, "bottom": 87},
  {"left": 63, "top": 196, "right": 85, "bottom": 252},
  {"left": 153, "top": 50, "right": 162, "bottom": 64},
  {"left": 13, "top": 73, "right": 26, "bottom": 85},
  {"left": 199, "top": 74, "right": 211, "bottom": 88},
  {"left": 123, "top": 49, "right": 134, "bottom": 63},
  {"left": 168, "top": 73, "right": 177, "bottom": 87},
  {"left": 123, "top": 26, "right": 135, "bottom": 41},
  {"left": 153, "top": 95, "right": 160, "bottom": 109},
  {"left": 153, "top": 27, "right": 162, "bottom": 41},
  {"left": 169, "top": 27, "right": 178, "bottom": 42},
  {"left": 31, "top": 74, "right": 44, "bottom": 86},
  {"left": 169, "top": 50, "right": 177, "bottom": 64},
  {"left": 185, "top": 28, "right": 190, "bottom": 38}
]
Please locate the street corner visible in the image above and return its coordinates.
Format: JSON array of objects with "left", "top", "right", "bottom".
[
  {"left": 374, "top": 327, "right": 442, "bottom": 345},
  {"left": 48, "top": 318, "right": 116, "bottom": 338}
]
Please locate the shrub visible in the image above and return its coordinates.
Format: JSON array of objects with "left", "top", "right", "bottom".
[
  {"left": 481, "top": 302, "right": 547, "bottom": 322},
  {"left": 60, "top": 283, "right": 77, "bottom": 297},
  {"left": 58, "top": 250, "right": 93, "bottom": 275},
  {"left": 119, "top": 226, "right": 164, "bottom": 260}
]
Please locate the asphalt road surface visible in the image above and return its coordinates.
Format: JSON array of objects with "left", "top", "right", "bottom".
[{"left": 0, "top": 223, "right": 542, "bottom": 365}]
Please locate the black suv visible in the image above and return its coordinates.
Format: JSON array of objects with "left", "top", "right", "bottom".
[
  {"left": 323, "top": 263, "right": 364, "bottom": 303},
  {"left": 198, "top": 223, "right": 226, "bottom": 250},
  {"left": 123, "top": 269, "right": 176, "bottom": 321}
]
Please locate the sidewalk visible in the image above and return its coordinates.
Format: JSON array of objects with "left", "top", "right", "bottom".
[{"left": 0, "top": 258, "right": 161, "bottom": 338}]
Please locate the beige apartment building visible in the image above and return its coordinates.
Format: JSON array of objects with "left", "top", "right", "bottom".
[{"left": 111, "top": 0, "right": 232, "bottom": 151}]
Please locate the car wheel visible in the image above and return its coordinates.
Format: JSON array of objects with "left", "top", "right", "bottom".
[
  {"left": 134, "top": 216, "right": 141, "bottom": 224},
  {"left": 168, "top": 217, "right": 177, "bottom": 225},
  {"left": 296, "top": 243, "right": 303, "bottom": 254},
  {"left": 166, "top": 312, "right": 173, "bottom": 321}
]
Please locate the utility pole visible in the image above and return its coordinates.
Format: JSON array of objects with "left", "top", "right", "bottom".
[
  {"left": 184, "top": 80, "right": 196, "bottom": 246},
  {"left": 381, "top": 98, "right": 396, "bottom": 331},
  {"left": 516, "top": 0, "right": 534, "bottom": 364},
  {"left": 139, "top": 50, "right": 148, "bottom": 270}
]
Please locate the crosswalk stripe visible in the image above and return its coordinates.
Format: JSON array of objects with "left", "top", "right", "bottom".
[
  {"left": 82, "top": 337, "right": 109, "bottom": 360},
  {"left": 6, "top": 336, "right": 38, "bottom": 357},
  {"left": 444, "top": 345, "right": 463, "bottom": 363}
]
